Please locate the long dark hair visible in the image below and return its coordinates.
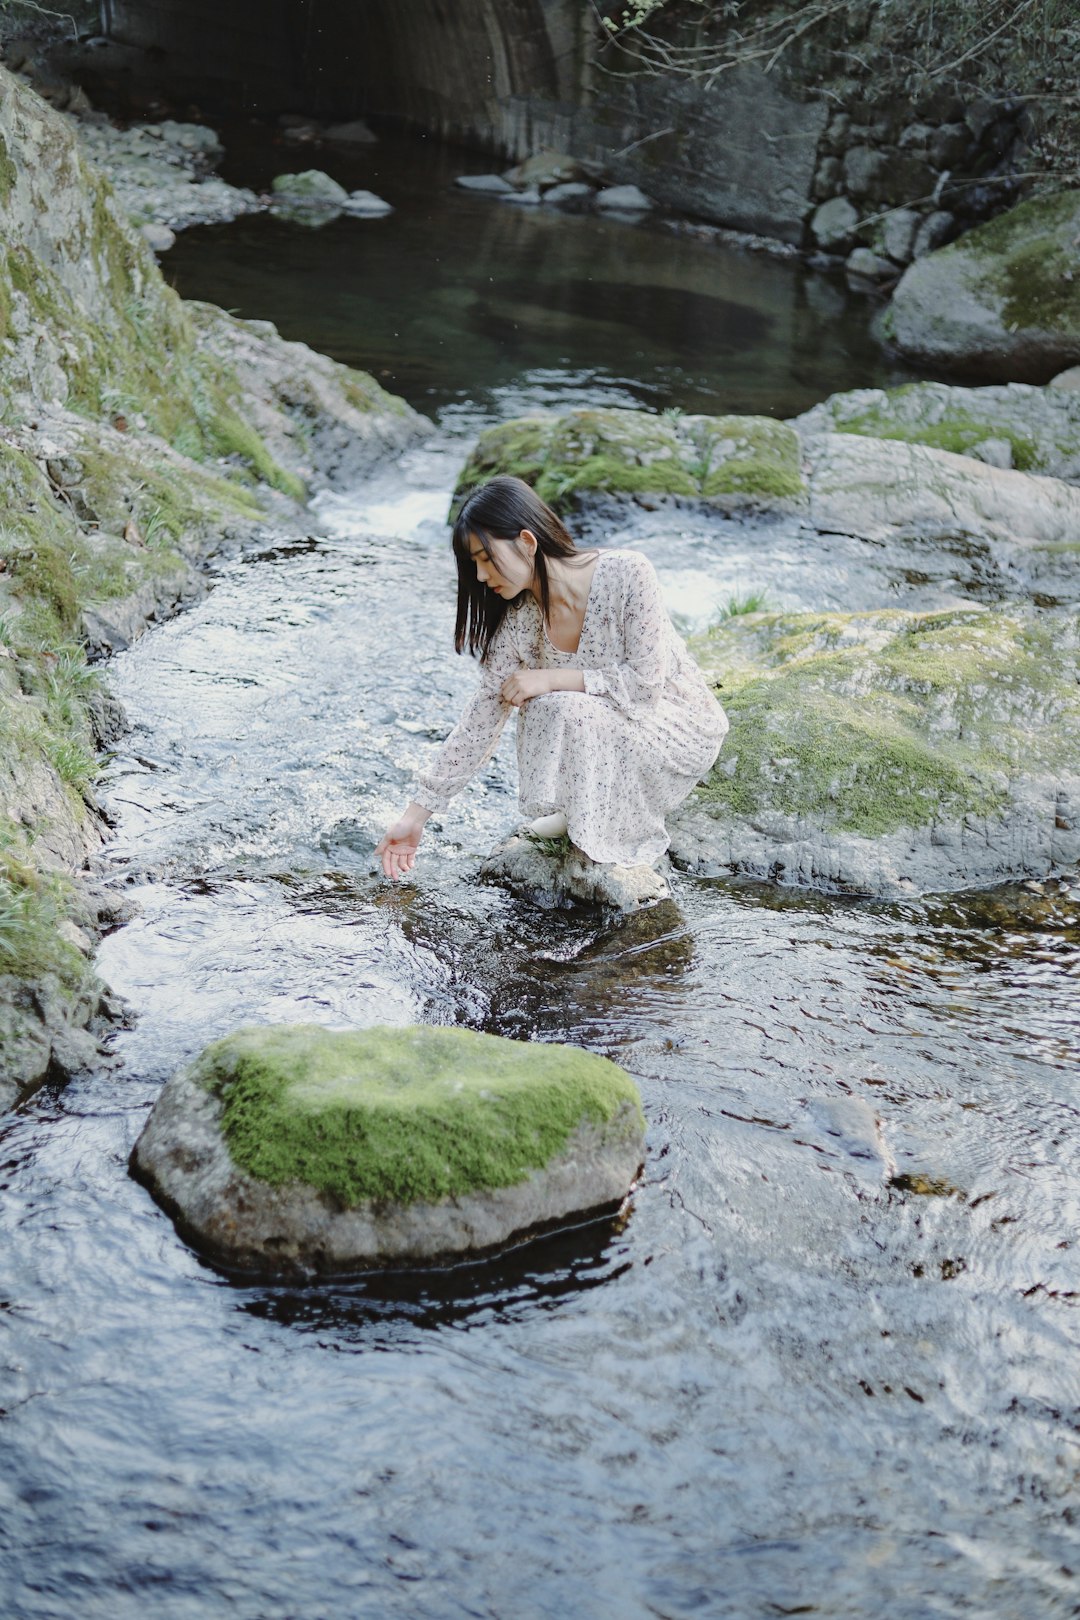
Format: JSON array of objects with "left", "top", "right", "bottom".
[{"left": 452, "top": 476, "right": 589, "bottom": 662}]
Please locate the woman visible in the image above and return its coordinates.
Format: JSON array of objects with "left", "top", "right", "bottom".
[{"left": 375, "top": 476, "right": 728, "bottom": 880}]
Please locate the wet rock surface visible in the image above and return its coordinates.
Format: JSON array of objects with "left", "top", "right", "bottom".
[
  {"left": 0, "top": 65, "right": 428, "bottom": 1108},
  {"left": 481, "top": 832, "right": 671, "bottom": 911},
  {"left": 132, "top": 1025, "right": 646, "bottom": 1275}
]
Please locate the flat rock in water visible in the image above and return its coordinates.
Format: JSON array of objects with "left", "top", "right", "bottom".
[
  {"left": 481, "top": 832, "right": 671, "bottom": 910},
  {"left": 345, "top": 189, "right": 393, "bottom": 216},
  {"left": 132, "top": 1025, "right": 646, "bottom": 1276},
  {"left": 595, "top": 184, "right": 653, "bottom": 211},
  {"left": 455, "top": 173, "right": 515, "bottom": 194}
]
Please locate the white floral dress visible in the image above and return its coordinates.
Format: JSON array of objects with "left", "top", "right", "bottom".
[{"left": 411, "top": 549, "right": 729, "bottom": 866}]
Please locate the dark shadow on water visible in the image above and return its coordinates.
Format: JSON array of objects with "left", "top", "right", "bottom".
[{"left": 231, "top": 1210, "right": 636, "bottom": 1342}]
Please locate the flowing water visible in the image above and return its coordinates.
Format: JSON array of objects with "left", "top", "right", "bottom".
[{"left": 3, "top": 143, "right": 1080, "bottom": 1618}]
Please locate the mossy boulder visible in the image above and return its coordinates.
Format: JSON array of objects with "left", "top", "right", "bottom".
[
  {"left": 452, "top": 408, "right": 805, "bottom": 516},
  {"left": 131, "top": 1025, "right": 646, "bottom": 1274},
  {"left": 670, "top": 606, "right": 1080, "bottom": 896},
  {"left": 796, "top": 381, "right": 1080, "bottom": 483},
  {"left": 889, "top": 191, "right": 1080, "bottom": 382}
]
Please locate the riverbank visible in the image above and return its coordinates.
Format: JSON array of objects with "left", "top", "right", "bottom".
[{"left": 0, "top": 65, "right": 428, "bottom": 1107}]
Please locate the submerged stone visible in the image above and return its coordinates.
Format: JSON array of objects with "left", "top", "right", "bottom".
[
  {"left": 671, "top": 605, "right": 1080, "bottom": 897},
  {"left": 132, "top": 1025, "right": 646, "bottom": 1275}
]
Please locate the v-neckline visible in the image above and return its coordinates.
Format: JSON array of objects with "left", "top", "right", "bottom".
[{"left": 541, "top": 550, "right": 605, "bottom": 656}]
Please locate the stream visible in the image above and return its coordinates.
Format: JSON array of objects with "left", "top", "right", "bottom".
[{"left": 2, "top": 148, "right": 1080, "bottom": 1617}]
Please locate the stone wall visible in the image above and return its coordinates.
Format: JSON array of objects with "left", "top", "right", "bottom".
[
  {"left": 100, "top": 0, "right": 825, "bottom": 243},
  {"left": 69, "top": 0, "right": 1041, "bottom": 256}
]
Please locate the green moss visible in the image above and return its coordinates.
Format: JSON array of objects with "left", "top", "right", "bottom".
[
  {"left": 0, "top": 133, "right": 16, "bottom": 205},
  {"left": 208, "top": 404, "right": 306, "bottom": 501},
  {"left": 704, "top": 458, "right": 806, "bottom": 498},
  {"left": 836, "top": 394, "right": 1042, "bottom": 471},
  {"left": 928, "top": 191, "right": 1080, "bottom": 334},
  {"left": 454, "top": 409, "right": 806, "bottom": 513},
  {"left": 952, "top": 190, "right": 1080, "bottom": 332},
  {"left": 197, "top": 1024, "right": 644, "bottom": 1208},
  {"left": 690, "top": 608, "right": 1078, "bottom": 837},
  {"left": 453, "top": 417, "right": 556, "bottom": 515},
  {"left": 6, "top": 539, "right": 80, "bottom": 640}
]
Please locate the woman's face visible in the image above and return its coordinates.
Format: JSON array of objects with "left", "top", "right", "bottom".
[{"left": 467, "top": 530, "right": 536, "bottom": 599}]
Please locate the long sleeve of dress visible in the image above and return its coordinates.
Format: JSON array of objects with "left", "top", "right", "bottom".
[
  {"left": 409, "top": 613, "right": 526, "bottom": 812},
  {"left": 580, "top": 550, "right": 669, "bottom": 715}
]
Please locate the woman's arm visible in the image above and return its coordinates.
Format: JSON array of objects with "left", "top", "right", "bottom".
[{"left": 377, "top": 615, "right": 525, "bottom": 878}]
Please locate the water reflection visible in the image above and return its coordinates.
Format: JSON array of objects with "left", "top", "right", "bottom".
[
  {"left": 165, "top": 125, "right": 922, "bottom": 418},
  {"left": 238, "top": 1219, "right": 635, "bottom": 1341}
]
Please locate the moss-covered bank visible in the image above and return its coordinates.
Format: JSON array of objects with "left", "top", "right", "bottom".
[{"left": 0, "top": 65, "right": 427, "bottom": 1108}]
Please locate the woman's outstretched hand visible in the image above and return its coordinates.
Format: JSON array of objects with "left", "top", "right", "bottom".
[{"left": 375, "top": 802, "right": 431, "bottom": 881}]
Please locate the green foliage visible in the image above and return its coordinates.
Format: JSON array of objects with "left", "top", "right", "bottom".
[
  {"left": 198, "top": 1025, "right": 645, "bottom": 1208},
  {"left": 0, "top": 826, "right": 83, "bottom": 986},
  {"left": 721, "top": 589, "right": 771, "bottom": 616}
]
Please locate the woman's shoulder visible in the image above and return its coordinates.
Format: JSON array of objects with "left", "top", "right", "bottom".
[
  {"left": 595, "top": 548, "right": 657, "bottom": 580},
  {"left": 595, "top": 548, "right": 661, "bottom": 598}
]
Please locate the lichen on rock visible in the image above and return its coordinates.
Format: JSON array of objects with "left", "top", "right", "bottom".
[
  {"left": 795, "top": 380, "right": 1080, "bottom": 482},
  {"left": 889, "top": 190, "right": 1080, "bottom": 382},
  {"left": 132, "top": 1024, "right": 647, "bottom": 1273},
  {"left": 670, "top": 605, "right": 1080, "bottom": 896}
]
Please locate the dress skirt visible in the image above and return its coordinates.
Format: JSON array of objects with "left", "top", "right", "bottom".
[{"left": 516, "top": 689, "right": 723, "bottom": 867}]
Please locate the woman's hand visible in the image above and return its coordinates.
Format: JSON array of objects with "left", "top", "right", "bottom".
[
  {"left": 375, "top": 802, "right": 431, "bottom": 881},
  {"left": 500, "top": 668, "right": 554, "bottom": 707}
]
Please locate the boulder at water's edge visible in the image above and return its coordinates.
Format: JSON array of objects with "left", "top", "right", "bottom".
[
  {"left": 670, "top": 606, "right": 1080, "bottom": 896},
  {"left": 888, "top": 191, "right": 1080, "bottom": 382},
  {"left": 132, "top": 1025, "right": 646, "bottom": 1275}
]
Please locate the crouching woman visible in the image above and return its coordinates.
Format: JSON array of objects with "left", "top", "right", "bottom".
[{"left": 376, "top": 475, "right": 728, "bottom": 879}]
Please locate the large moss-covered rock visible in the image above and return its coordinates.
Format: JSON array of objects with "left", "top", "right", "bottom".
[
  {"left": 889, "top": 191, "right": 1080, "bottom": 382},
  {"left": 452, "top": 408, "right": 806, "bottom": 515},
  {"left": 132, "top": 1025, "right": 646, "bottom": 1274},
  {"left": 796, "top": 381, "right": 1080, "bottom": 483},
  {"left": 669, "top": 607, "right": 1080, "bottom": 896}
]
